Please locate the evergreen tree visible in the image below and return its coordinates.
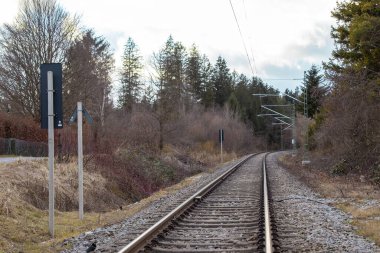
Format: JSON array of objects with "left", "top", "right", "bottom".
[
  {"left": 233, "top": 74, "right": 251, "bottom": 122},
  {"left": 151, "top": 36, "right": 187, "bottom": 149},
  {"left": 212, "top": 56, "right": 232, "bottom": 107},
  {"left": 325, "top": 0, "right": 380, "bottom": 75},
  {"left": 153, "top": 36, "right": 187, "bottom": 113},
  {"left": 65, "top": 29, "right": 114, "bottom": 126},
  {"left": 118, "top": 37, "right": 143, "bottom": 111},
  {"left": 141, "top": 84, "right": 155, "bottom": 107},
  {"left": 200, "top": 55, "right": 215, "bottom": 108},
  {"left": 226, "top": 92, "right": 240, "bottom": 118},
  {"left": 301, "top": 65, "right": 327, "bottom": 118},
  {"left": 186, "top": 44, "right": 202, "bottom": 101},
  {"left": 172, "top": 40, "right": 188, "bottom": 112}
]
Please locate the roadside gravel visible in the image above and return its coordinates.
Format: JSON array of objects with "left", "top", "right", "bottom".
[{"left": 267, "top": 152, "right": 379, "bottom": 252}]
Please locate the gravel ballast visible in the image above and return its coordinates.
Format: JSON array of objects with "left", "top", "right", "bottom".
[
  {"left": 62, "top": 156, "right": 250, "bottom": 252},
  {"left": 267, "top": 152, "right": 379, "bottom": 252},
  {"left": 62, "top": 152, "right": 379, "bottom": 252}
]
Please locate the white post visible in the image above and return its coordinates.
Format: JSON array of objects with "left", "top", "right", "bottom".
[
  {"left": 77, "top": 102, "right": 84, "bottom": 220},
  {"left": 292, "top": 102, "right": 296, "bottom": 155},
  {"left": 47, "top": 71, "right": 55, "bottom": 237},
  {"left": 280, "top": 124, "right": 283, "bottom": 150}
]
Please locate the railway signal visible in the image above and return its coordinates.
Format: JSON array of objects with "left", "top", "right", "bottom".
[{"left": 40, "top": 63, "right": 63, "bottom": 129}]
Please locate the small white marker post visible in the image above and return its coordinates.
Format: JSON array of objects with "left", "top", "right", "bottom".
[
  {"left": 47, "top": 71, "right": 55, "bottom": 237},
  {"left": 77, "top": 102, "right": 84, "bottom": 220}
]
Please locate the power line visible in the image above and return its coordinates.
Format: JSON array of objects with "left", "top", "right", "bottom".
[
  {"left": 263, "top": 78, "right": 303, "bottom": 81},
  {"left": 242, "top": 0, "right": 258, "bottom": 75},
  {"left": 229, "top": 0, "right": 255, "bottom": 77}
]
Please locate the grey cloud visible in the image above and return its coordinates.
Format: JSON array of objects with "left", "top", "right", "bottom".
[{"left": 285, "top": 22, "right": 334, "bottom": 60}]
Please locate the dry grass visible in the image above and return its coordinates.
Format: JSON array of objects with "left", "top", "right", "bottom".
[
  {"left": 279, "top": 154, "right": 380, "bottom": 199},
  {"left": 0, "top": 158, "right": 205, "bottom": 253},
  {"left": 280, "top": 153, "right": 380, "bottom": 247},
  {"left": 336, "top": 202, "right": 380, "bottom": 245},
  {"left": 0, "top": 159, "right": 127, "bottom": 212},
  {"left": 0, "top": 146, "right": 239, "bottom": 252}
]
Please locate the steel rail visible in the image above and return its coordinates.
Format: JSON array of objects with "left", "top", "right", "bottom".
[
  {"left": 117, "top": 154, "right": 255, "bottom": 253},
  {"left": 263, "top": 153, "right": 273, "bottom": 253}
]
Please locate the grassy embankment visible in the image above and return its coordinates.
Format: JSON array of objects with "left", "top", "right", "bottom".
[{"left": 0, "top": 149, "right": 237, "bottom": 252}]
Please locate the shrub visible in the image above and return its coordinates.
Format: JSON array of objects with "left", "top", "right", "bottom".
[
  {"left": 331, "top": 159, "right": 348, "bottom": 175},
  {"left": 0, "top": 112, "right": 46, "bottom": 141},
  {"left": 315, "top": 71, "right": 380, "bottom": 177}
]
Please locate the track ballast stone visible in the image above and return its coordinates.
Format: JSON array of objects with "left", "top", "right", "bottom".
[
  {"left": 61, "top": 156, "right": 250, "bottom": 253},
  {"left": 63, "top": 152, "right": 379, "bottom": 252},
  {"left": 267, "top": 152, "right": 379, "bottom": 252}
]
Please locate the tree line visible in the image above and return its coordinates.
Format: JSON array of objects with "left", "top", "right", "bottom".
[
  {"left": 320, "top": 0, "right": 380, "bottom": 177},
  {"left": 283, "top": 0, "right": 380, "bottom": 181},
  {"left": 0, "top": 0, "right": 285, "bottom": 152},
  {"left": 119, "top": 35, "right": 285, "bottom": 148}
]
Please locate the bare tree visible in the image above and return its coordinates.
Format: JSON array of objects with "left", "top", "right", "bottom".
[{"left": 0, "top": 0, "right": 79, "bottom": 119}]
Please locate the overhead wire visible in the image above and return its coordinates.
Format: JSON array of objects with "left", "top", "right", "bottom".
[
  {"left": 263, "top": 78, "right": 303, "bottom": 81},
  {"left": 242, "top": 0, "right": 258, "bottom": 75},
  {"left": 229, "top": 0, "right": 256, "bottom": 77}
]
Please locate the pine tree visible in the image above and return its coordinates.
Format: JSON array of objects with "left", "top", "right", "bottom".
[
  {"left": 118, "top": 37, "right": 143, "bottom": 111},
  {"left": 301, "top": 65, "right": 327, "bottom": 118},
  {"left": 186, "top": 44, "right": 202, "bottom": 101},
  {"left": 325, "top": 0, "right": 380, "bottom": 75},
  {"left": 226, "top": 92, "right": 240, "bottom": 118},
  {"left": 151, "top": 36, "right": 187, "bottom": 149},
  {"left": 65, "top": 29, "right": 114, "bottom": 125},
  {"left": 153, "top": 36, "right": 187, "bottom": 113},
  {"left": 200, "top": 55, "right": 215, "bottom": 108},
  {"left": 212, "top": 56, "right": 232, "bottom": 107}
]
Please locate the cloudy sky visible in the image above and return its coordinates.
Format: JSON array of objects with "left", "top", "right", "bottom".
[{"left": 0, "top": 0, "right": 337, "bottom": 92}]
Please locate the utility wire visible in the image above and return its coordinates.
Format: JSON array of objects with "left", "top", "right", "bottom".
[
  {"left": 263, "top": 78, "right": 303, "bottom": 81},
  {"left": 242, "top": 0, "right": 258, "bottom": 75},
  {"left": 229, "top": 0, "right": 255, "bottom": 77}
]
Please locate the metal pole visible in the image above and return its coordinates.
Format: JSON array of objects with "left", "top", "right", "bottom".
[
  {"left": 302, "top": 71, "right": 310, "bottom": 164},
  {"left": 304, "top": 82, "right": 309, "bottom": 152},
  {"left": 77, "top": 102, "right": 84, "bottom": 220},
  {"left": 220, "top": 139, "right": 223, "bottom": 163},
  {"left": 292, "top": 102, "right": 296, "bottom": 155},
  {"left": 280, "top": 124, "right": 283, "bottom": 150},
  {"left": 47, "top": 71, "right": 55, "bottom": 237}
]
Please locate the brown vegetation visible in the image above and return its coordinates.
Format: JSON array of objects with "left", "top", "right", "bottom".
[
  {"left": 0, "top": 159, "right": 206, "bottom": 252},
  {"left": 0, "top": 100, "right": 260, "bottom": 252},
  {"left": 0, "top": 112, "right": 46, "bottom": 141},
  {"left": 308, "top": 71, "right": 380, "bottom": 184}
]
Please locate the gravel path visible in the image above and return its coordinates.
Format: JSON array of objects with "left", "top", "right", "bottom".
[
  {"left": 0, "top": 156, "right": 45, "bottom": 164},
  {"left": 267, "top": 152, "right": 379, "bottom": 252}
]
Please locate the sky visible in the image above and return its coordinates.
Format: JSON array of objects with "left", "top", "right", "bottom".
[{"left": 0, "top": 0, "right": 337, "bottom": 93}]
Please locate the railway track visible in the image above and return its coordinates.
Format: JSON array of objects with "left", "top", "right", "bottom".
[
  {"left": 117, "top": 153, "right": 276, "bottom": 253},
  {"left": 65, "top": 152, "right": 379, "bottom": 252}
]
